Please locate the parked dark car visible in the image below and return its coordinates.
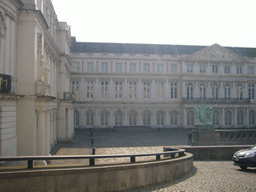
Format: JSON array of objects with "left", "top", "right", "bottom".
[{"left": 233, "top": 145, "right": 256, "bottom": 170}]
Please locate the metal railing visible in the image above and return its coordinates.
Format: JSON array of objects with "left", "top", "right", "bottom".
[
  {"left": 182, "top": 98, "right": 250, "bottom": 104},
  {"left": 0, "top": 149, "right": 185, "bottom": 169}
]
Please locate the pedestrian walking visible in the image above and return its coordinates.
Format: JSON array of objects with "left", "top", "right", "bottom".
[{"left": 188, "top": 130, "right": 193, "bottom": 145}]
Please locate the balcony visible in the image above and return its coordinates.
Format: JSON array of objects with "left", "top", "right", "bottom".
[
  {"left": 63, "top": 92, "right": 76, "bottom": 102},
  {"left": 182, "top": 98, "right": 250, "bottom": 104},
  {"left": 0, "top": 74, "right": 11, "bottom": 93}
]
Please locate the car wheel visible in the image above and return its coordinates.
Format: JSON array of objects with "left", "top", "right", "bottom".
[{"left": 239, "top": 166, "right": 247, "bottom": 170}]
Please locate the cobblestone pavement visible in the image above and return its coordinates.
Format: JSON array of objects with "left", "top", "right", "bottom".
[{"left": 128, "top": 161, "right": 256, "bottom": 192}]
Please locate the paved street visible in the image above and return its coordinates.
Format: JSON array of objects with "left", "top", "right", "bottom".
[{"left": 51, "top": 129, "right": 256, "bottom": 191}]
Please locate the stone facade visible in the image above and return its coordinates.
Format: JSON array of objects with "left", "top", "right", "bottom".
[
  {"left": 70, "top": 43, "right": 256, "bottom": 129},
  {"left": 0, "top": 0, "right": 74, "bottom": 158}
]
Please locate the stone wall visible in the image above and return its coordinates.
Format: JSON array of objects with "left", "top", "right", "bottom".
[{"left": 0, "top": 153, "right": 193, "bottom": 191}]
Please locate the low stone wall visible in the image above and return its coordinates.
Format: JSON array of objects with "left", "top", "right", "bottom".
[
  {"left": 0, "top": 153, "right": 193, "bottom": 192},
  {"left": 182, "top": 145, "right": 253, "bottom": 160}
]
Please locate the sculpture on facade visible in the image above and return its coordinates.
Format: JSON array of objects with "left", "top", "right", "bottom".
[{"left": 194, "top": 104, "right": 213, "bottom": 131}]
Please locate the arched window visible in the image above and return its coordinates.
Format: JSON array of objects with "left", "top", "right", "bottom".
[
  {"left": 114, "top": 110, "right": 123, "bottom": 126},
  {"left": 100, "top": 110, "right": 108, "bottom": 126},
  {"left": 212, "top": 110, "right": 220, "bottom": 126},
  {"left": 199, "top": 82, "right": 206, "bottom": 99},
  {"left": 187, "top": 110, "right": 194, "bottom": 126},
  {"left": 74, "top": 110, "right": 79, "bottom": 126},
  {"left": 129, "top": 110, "right": 137, "bottom": 126},
  {"left": 157, "top": 110, "right": 165, "bottom": 126},
  {"left": 237, "top": 110, "right": 244, "bottom": 126},
  {"left": 170, "top": 110, "right": 178, "bottom": 126},
  {"left": 86, "top": 110, "right": 94, "bottom": 126},
  {"left": 212, "top": 83, "right": 219, "bottom": 99},
  {"left": 225, "top": 110, "right": 232, "bottom": 126},
  {"left": 249, "top": 110, "right": 255, "bottom": 126},
  {"left": 236, "top": 84, "right": 243, "bottom": 100},
  {"left": 143, "top": 110, "right": 151, "bottom": 125},
  {"left": 224, "top": 83, "right": 231, "bottom": 99},
  {"left": 187, "top": 83, "right": 193, "bottom": 99}
]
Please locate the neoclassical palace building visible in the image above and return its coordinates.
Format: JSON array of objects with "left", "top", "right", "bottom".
[
  {"left": 70, "top": 41, "right": 256, "bottom": 129},
  {"left": 0, "top": 0, "right": 74, "bottom": 160}
]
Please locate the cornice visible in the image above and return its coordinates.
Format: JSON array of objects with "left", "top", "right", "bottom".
[{"left": 0, "top": 93, "right": 24, "bottom": 100}]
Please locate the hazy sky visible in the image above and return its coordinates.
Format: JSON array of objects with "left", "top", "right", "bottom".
[{"left": 52, "top": 0, "right": 256, "bottom": 47}]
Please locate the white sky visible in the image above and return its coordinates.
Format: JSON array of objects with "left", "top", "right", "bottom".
[{"left": 52, "top": 0, "right": 256, "bottom": 48}]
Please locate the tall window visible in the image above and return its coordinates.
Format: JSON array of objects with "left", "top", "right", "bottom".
[
  {"left": 212, "top": 83, "right": 219, "bottom": 99},
  {"left": 170, "top": 110, "right": 178, "bottom": 126},
  {"left": 249, "top": 84, "right": 255, "bottom": 100},
  {"left": 129, "top": 63, "right": 136, "bottom": 72},
  {"left": 129, "top": 81, "right": 137, "bottom": 99},
  {"left": 187, "top": 110, "right": 194, "bottom": 126},
  {"left": 248, "top": 66, "right": 254, "bottom": 75},
  {"left": 170, "top": 82, "right": 177, "bottom": 99},
  {"left": 212, "top": 110, "right": 220, "bottom": 126},
  {"left": 249, "top": 110, "right": 255, "bottom": 126},
  {"left": 143, "top": 63, "right": 150, "bottom": 73},
  {"left": 237, "top": 65, "right": 242, "bottom": 74},
  {"left": 171, "top": 64, "right": 177, "bottom": 73},
  {"left": 187, "top": 64, "right": 193, "bottom": 73},
  {"left": 187, "top": 83, "right": 193, "bottom": 99},
  {"left": 225, "top": 110, "right": 232, "bottom": 126},
  {"left": 101, "top": 62, "right": 108, "bottom": 72},
  {"left": 86, "top": 81, "right": 94, "bottom": 99},
  {"left": 115, "top": 63, "right": 122, "bottom": 72},
  {"left": 114, "top": 110, "right": 123, "bottom": 126},
  {"left": 199, "top": 82, "right": 206, "bottom": 99},
  {"left": 157, "top": 82, "right": 164, "bottom": 99},
  {"left": 100, "top": 110, "right": 108, "bottom": 126},
  {"left": 200, "top": 64, "right": 206, "bottom": 73},
  {"left": 73, "top": 63, "right": 80, "bottom": 71},
  {"left": 157, "top": 64, "right": 164, "bottom": 73},
  {"left": 86, "top": 110, "right": 94, "bottom": 126},
  {"left": 143, "top": 82, "right": 150, "bottom": 99},
  {"left": 224, "top": 83, "right": 231, "bottom": 99},
  {"left": 129, "top": 110, "right": 137, "bottom": 126},
  {"left": 71, "top": 80, "right": 79, "bottom": 99},
  {"left": 143, "top": 110, "right": 151, "bottom": 125},
  {"left": 115, "top": 81, "right": 122, "bottom": 99},
  {"left": 157, "top": 110, "right": 165, "bottom": 126},
  {"left": 74, "top": 110, "right": 79, "bottom": 126},
  {"left": 101, "top": 81, "right": 108, "bottom": 99},
  {"left": 236, "top": 84, "right": 243, "bottom": 100},
  {"left": 87, "top": 62, "right": 94, "bottom": 72},
  {"left": 237, "top": 110, "right": 244, "bottom": 126},
  {"left": 212, "top": 65, "right": 218, "bottom": 73},
  {"left": 224, "top": 65, "right": 231, "bottom": 74}
]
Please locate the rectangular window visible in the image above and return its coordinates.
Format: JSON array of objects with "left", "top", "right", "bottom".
[
  {"left": 143, "top": 63, "right": 150, "bottom": 73},
  {"left": 129, "top": 81, "right": 137, "bottom": 99},
  {"left": 87, "top": 62, "right": 94, "bottom": 72},
  {"left": 200, "top": 64, "right": 206, "bottom": 73},
  {"left": 249, "top": 84, "right": 255, "bottom": 100},
  {"left": 170, "top": 64, "right": 177, "bottom": 73},
  {"left": 237, "top": 65, "right": 242, "bottom": 74},
  {"left": 129, "top": 63, "right": 136, "bottom": 72},
  {"left": 101, "top": 63, "right": 108, "bottom": 72},
  {"left": 224, "top": 65, "right": 231, "bottom": 74},
  {"left": 143, "top": 82, "right": 150, "bottom": 99},
  {"left": 115, "top": 81, "right": 122, "bottom": 99},
  {"left": 248, "top": 66, "right": 254, "bottom": 75},
  {"left": 71, "top": 81, "right": 79, "bottom": 98},
  {"left": 86, "top": 81, "right": 94, "bottom": 98},
  {"left": 187, "top": 64, "right": 193, "bottom": 73},
  {"left": 212, "top": 65, "right": 218, "bottom": 73},
  {"left": 225, "top": 87, "right": 231, "bottom": 99},
  {"left": 115, "top": 63, "right": 122, "bottom": 72},
  {"left": 157, "top": 64, "right": 164, "bottom": 73},
  {"left": 157, "top": 82, "right": 164, "bottom": 99},
  {"left": 101, "top": 81, "right": 108, "bottom": 99},
  {"left": 170, "top": 82, "right": 177, "bottom": 99}
]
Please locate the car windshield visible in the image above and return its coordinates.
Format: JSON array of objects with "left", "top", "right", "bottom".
[{"left": 251, "top": 146, "right": 256, "bottom": 150}]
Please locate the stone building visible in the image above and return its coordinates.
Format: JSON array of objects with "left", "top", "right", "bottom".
[
  {"left": 70, "top": 41, "right": 256, "bottom": 130},
  {"left": 0, "top": 0, "right": 74, "bottom": 159}
]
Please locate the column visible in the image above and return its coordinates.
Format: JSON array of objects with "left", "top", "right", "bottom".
[
  {"left": 109, "top": 78, "right": 114, "bottom": 100},
  {"left": 152, "top": 79, "right": 156, "bottom": 100},
  {"left": 165, "top": 79, "right": 170, "bottom": 100},
  {"left": 166, "top": 108, "right": 170, "bottom": 126},
  {"left": 36, "top": 110, "right": 47, "bottom": 165},
  {"left": 124, "top": 108, "right": 128, "bottom": 126},
  {"left": 109, "top": 108, "right": 113, "bottom": 126},
  {"left": 138, "top": 79, "right": 142, "bottom": 101},
  {"left": 246, "top": 108, "right": 249, "bottom": 127},
  {"left": 152, "top": 109, "right": 156, "bottom": 126},
  {"left": 123, "top": 78, "right": 128, "bottom": 101},
  {"left": 45, "top": 110, "right": 51, "bottom": 155},
  {"left": 234, "top": 108, "right": 237, "bottom": 128},
  {"left": 222, "top": 108, "right": 225, "bottom": 127},
  {"left": 95, "top": 78, "right": 100, "bottom": 100},
  {"left": 138, "top": 107, "right": 142, "bottom": 125}
]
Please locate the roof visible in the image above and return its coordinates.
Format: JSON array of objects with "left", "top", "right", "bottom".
[{"left": 70, "top": 42, "right": 256, "bottom": 57}]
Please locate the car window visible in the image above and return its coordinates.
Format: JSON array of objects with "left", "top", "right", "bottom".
[{"left": 251, "top": 146, "right": 256, "bottom": 150}]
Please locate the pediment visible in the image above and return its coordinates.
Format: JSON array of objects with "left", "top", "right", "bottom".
[{"left": 185, "top": 44, "right": 247, "bottom": 62}]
